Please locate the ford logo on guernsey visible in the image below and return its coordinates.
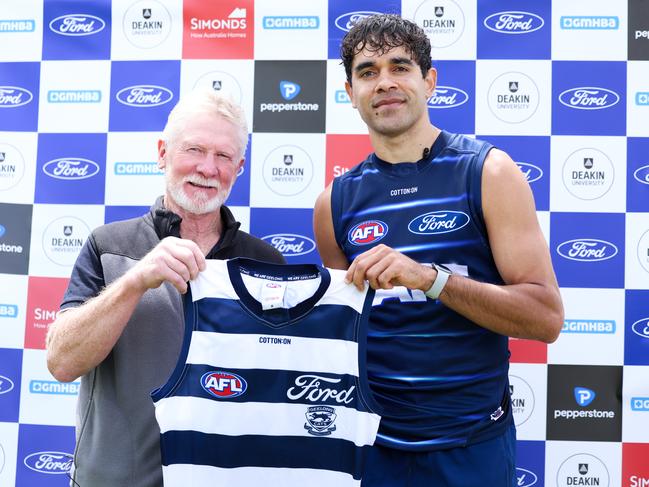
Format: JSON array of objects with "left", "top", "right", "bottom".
[
  {"left": 24, "top": 451, "right": 73, "bottom": 474},
  {"left": 515, "top": 467, "right": 538, "bottom": 487},
  {"left": 408, "top": 211, "right": 469, "bottom": 235},
  {"left": 43, "top": 158, "right": 100, "bottom": 180},
  {"left": 517, "top": 162, "right": 543, "bottom": 183},
  {"left": 558, "top": 87, "right": 620, "bottom": 110},
  {"left": 0, "top": 86, "right": 33, "bottom": 108},
  {"left": 632, "top": 318, "right": 649, "bottom": 339},
  {"left": 261, "top": 234, "right": 316, "bottom": 257},
  {"left": 116, "top": 85, "right": 174, "bottom": 108},
  {"left": 201, "top": 371, "right": 247, "bottom": 399},
  {"left": 427, "top": 86, "right": 468, "bottom": 109},
  {"left": 348, "top": 220, "right": 388, "bottom": 246},
  {"left": 556, "top": 238, "right": 618, "bottom": 262},
  {"left": 483, "top": 11, "right": 545, "bottom": 34},
  {"left": 49, "top": 14, "right": 106, "bottom": 36},
  {"left": 633, "top": 165, "right": 649, "bottom": 185},
  {"left": 334, "top": 11, "right": 382, "bottom": 32},
  {"left": 0, "top": 375, "right": 14, "bottom": 394}
]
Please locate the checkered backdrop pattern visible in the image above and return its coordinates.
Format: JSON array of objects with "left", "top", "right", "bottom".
[{"left": 0, "top": 0, "right": 648, "bottom": 485}]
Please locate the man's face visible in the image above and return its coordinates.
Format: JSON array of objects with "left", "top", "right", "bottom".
[
  {"left": 345, "top": 45, "right": 436, "bottom": 137},
  {"left": 158, "top": 112, "right": 244, "bottom": 215}
]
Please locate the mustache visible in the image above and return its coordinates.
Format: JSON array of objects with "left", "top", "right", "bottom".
[{"left": 184, "top": 175, "right": 220, "bottom": 189}]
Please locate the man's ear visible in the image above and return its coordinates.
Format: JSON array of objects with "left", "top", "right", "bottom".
[
  {"left": 345, "top": 80, "right": 356, "bottom": 108},
  {"left": 425, "top": 67, "right": 437, "bottom": 98},
  {"left": 157, "top": 140, "right": 166, "bottom": 169}
]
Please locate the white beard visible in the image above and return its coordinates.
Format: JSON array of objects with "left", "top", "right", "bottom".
[{"left": 165, "top": 173, "right": 233, "bottom": 215}]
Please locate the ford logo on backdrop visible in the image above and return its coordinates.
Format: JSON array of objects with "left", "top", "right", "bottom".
[
  {"left": 43, "top": 158, "right": 100, "bottom": 180},
  {"left": 49, "top": 14, "right": 106, "bottom": 36},
  {"left": 558, "top": 87, "right": 620, "bottom": 110},
  {"left": 116, "top": 85, "right": 173, "bottom": 108},
  {"left": 556, "top": 238, "right": 618, "bottom": 262},
  {"left": 631, "top": 318, "right": 649, "bottom": 339},
  {"left": 483, "top": 11, "right": 545, "bottom": 34},
  {"left": 428, "top": 86, "right": 469, "bottom": 109},
  {"left": 334, "top": 11, "right": 381, "bottom": 32},
  {"left": 633, "top": 165, "right": 649, "bottom": 185},
  {"left": 0, "top": 86, "right": 33, "bottom": 108},
  {"left": 408, "top": 211, "right": 470, "bottom": 235},
  {"left": 261, "top": 234, "right": 316, "bottom": 257},
  {"left": 517, "top": 162, "right": 543, "bottom": 183},
  {"left": 0, "top": 375, "right": 14, "bottom": 394},
  {"left": 24, "top": 451, "right": 73, "bottom": 474},
  {"left": 515, "top": 467, "right": 538, "bottom": 487}
]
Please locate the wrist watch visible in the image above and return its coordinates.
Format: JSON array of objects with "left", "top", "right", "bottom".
[{"left": 424, "top": 263, "right": 452, "bottom": 300}]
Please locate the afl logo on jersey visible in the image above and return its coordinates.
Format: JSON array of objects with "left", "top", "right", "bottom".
[
  {"left": 348, "top": 220, "right": 388, "bottom": 246},
  {"left": 201, "top": 371, "right": 247, "bottom": 399}
]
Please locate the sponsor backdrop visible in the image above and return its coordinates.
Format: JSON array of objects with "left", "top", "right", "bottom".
[{"left": 0, "top": 0, "right": 648, "bottom": 485}]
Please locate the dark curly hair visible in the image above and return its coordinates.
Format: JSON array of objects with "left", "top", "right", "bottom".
[{"left": 341, "top": 14, "right": 432, "bottom": 84}]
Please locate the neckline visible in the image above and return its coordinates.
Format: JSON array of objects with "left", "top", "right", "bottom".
[
  {"left": 371, "top": 129, "right": 451, "bottom": 175},
  {"left": 226, "top": 257, "right": 331, "bottom": 327}
]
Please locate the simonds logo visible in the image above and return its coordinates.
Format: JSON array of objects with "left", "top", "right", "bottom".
[
  {"left": 201, "top": 371, "right": 247, "bottom": 399},
  {"left": 483, "top": 11, "right": 544, "bottom": 34},
  {"left": 632, "top": 318, "right": 649, "bottom": 339},
  {"left": 348, "top": 220, "right": 388, "bottom": 246},
  {"left": 427, "top": 86, "right": 468, "bottom": 109},
  {"left": 116, "top": 85, "right": 173, "bottom": 107},
  {"left": 556, "top": 239, "right": 618, "bottom": 262},
  {"left": 517, "top": 162, "right": 543, "bottom": 183},
  {"left": 24, "top": 451, "right": 73, "bottom": 474},
  {"left": 515, "top": 467, "right": 538, "bottom": 487},
  {"left": 334, "top": 11, "right": 381, "bottom": 32},
  {"left": 633, "top": 165, "right": 649, "bottom": 186},
  {"left": 49, "top": 14, "right": 106, "bottom": 36},
  {"left": 261, "top": 234, "right": 316, "bottom": 257},
  {"left": 558, "top": 87, "right": 620, "bottom": 110},
  {"left": 0, "top": 86, "right": 33, "bottom": 107},
  {"left": 43, "top": 158, "right": 100, "bottom": 180},
  {"left": 408, "top": 211, "right": 469, "bottom": 235}
]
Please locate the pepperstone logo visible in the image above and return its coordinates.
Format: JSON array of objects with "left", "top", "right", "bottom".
[
  {"left": 23, "top": 451, "right": 73, "bottom": 474},
  {"left": 427, "top": 86, "right": 468, "bottom": 109},
  {"left": 43, "top": 158, "right": 100, "bottom": 180},
  {"left": 560, "top": 16, "right": 619, "bottom": 30},
  {"left": 556, "top": 239, "right": 618, "bottom": 262},
  {"left": 279, "top": 81, "right": 301, "bottom": 101},
  {"left": 638, "top": 230, "right": 649, "bottom": 274},
  {"left": 122, "top": 0, "right": 172, "bottom": 49},
  {"left": 487, "top": 72, "right": 539, "bottom": 124},
  {"left": 261, "top": 234, "right": 316, "bottom": 257},
  {"left": 49, "top": 14, "right": 106, "bottom": 36},
  {"left": 632, "top": 318, "right": 649, "bottom": 339},
  {"left": 517, "top": 162, "right": 543, "bottom": 183},
  {"left": 262, "top": 146, "right": 314, "bottom": 196},
  {"left": 558, "top": 87, "right": 620, "bottom": 110},
  {"left": 193, "top": 70, "right": 243, "bottom": 104},
  {"left": 556, "top": 454, "right": 610, "bottom": 487},
  {"left": 0, "top": 142, "right": 26, "bottom": 191},
  {"left": 509, "top": 375, "right": 535, "bottom": 426},
  {"left": 0, "top": 19, "right": 35, "bottom": 32},
  {"left": 483, "top": 11, "right": 544, "bottom": 34},
  {"left": 42, "top": 217, "right": 90, "bottom": 266},
  {"left": 334, "top": 11, "right": 381, "bottom": 32},
  {"left": 562, "top": 148, "right": 614, "bottom": 201},
  {"left": 0, "top": 86, "right": 33, "bottom": 108},
  {"left": 629, "top": 0, "right": 649, "bottom": 59},
  {"left": 562, "top": 319, "right": 615, "bottom": 334},
  {"left": 116, "top": 85, "right": 173, "bottom": 107},
  {"left": 414, "top": 0, "right": 465, "bottom": 48}
]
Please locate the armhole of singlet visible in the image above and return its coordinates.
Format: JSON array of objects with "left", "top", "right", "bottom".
[
  {"left": 330, "top": 177, "right": 345, "bottom": 248},
  {"left": 467, "top": 141, "right": 494, "bottom": 250}
]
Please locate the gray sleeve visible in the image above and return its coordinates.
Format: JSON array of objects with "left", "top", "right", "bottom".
[{"left": 60, "top": 234, "right": 105, "bottom": 310}]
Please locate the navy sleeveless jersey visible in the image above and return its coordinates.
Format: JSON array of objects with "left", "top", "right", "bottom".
[
  {"left": 152, "top": 258, "right": 381, "bottom": 486},
  {"left": 331, "top": 131, "right": 513, "bottom": 451}
]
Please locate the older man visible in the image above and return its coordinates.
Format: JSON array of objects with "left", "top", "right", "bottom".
[{"left": 46, "top": 89, "right": 285, "bottom": 486}]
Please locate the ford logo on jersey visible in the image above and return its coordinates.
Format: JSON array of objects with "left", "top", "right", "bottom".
[
  {"left": 261, "top": 234, "right": 316, "bottom": 257},
  {"left": 556, "top": 238, "right": 618, "bottom": 262},
  {"left": 0, "top": 374, "right": 14, "bottom": 394},
  {"left": 334, "top": 11, "right": 382, "bottom": 32},
  {"left": 515, "top": 467, "right": 538, "bottom": 487},
  {"left": 427, "top": 86, "right": 469, "bottom": 109},
  {"left": 116, "top": 85, "right": 174, "bottom": 108},
  {"left": 633, "top": 165, "right": 649, "bottom": 185},
  {"left": 43, "top": 158, "right": 100, "bottom": 180},
  {"left": 632, "top": 318, "right": 649, "bottom": 339},
  {"left": 408, "top": 211, "right": 470, "bottom": 235},
  {"left": 483, "top": 11, "right": 544, "bottom": 34},
  {"left": 23, "top": 451, "right": 73, "bottom": 474},
  {"left": 558, "top": 87, "right": 620, "bottom": 110},
  {"left": 49, "top": 14, "right": 106, "bottom": 36},
  {"left": 348, "top": 220, "right": 388, "bottom": 246},
  {"left": 517, "top": 162, "right": 544, "bottom": 183},
  {"left": 201, "top": 371, "right": 247, "bottom": 399},
  {"left": 0, "top": 86, "right": 33, "bottom": 108}
]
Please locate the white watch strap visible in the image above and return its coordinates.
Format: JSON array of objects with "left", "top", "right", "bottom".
[{"left": 425, "top": 265, "right": 451, "bottom": 300}]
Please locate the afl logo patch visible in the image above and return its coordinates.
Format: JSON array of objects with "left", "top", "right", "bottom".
[
  {"left": 201, "top": 371, "right": 247, "bottom": 399},
  {"left": 348, "top": 220, "right": 388, "bottom": 246}
]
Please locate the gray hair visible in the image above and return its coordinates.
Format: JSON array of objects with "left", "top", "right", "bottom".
[{"left": 161, "top": 88, "right": 248, "bottom": 160}]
